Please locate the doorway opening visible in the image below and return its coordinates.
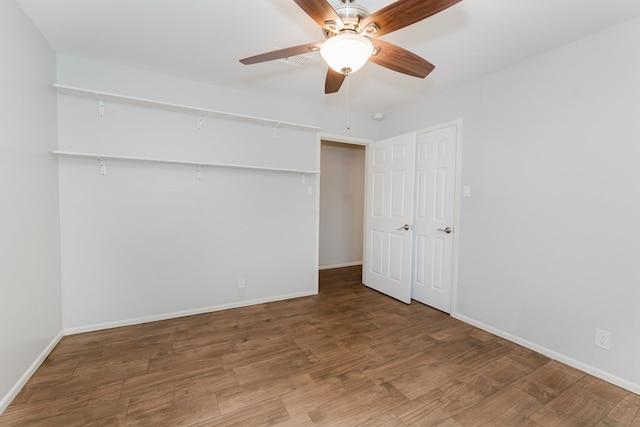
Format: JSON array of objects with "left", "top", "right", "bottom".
[{"left": 319, "top": 140, "right": 366, "bottom": 273}]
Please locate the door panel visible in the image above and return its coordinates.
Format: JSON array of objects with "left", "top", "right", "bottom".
[
  {"left": 364, "top": 133, "right": 416, "bottom": 304},
  {"left": 412, "top": 125, "right": 457, "bottom": 312},
  {"left": 371, "top": 173, "right": 385, "bottom": 216},
  {"left": 390, "top": 171, "right": 406, "bottom": 218},
  {"left": 370, "top": 230, "right": 384, "bottom": 275},
  {"left": 388, "top": 232, "right": 405, "bottom": 282}
]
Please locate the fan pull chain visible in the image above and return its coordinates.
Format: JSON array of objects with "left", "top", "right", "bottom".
[{"left": 345, "top": 72, "right": 351, "bottom": 130}]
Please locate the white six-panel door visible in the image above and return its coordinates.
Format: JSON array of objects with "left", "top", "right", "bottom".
[
  {"left": 411, "top": 125, "right": 457, "bottom": 312},
  {"left": 363, "top": 133, "right": 416, "bottom": 304}
]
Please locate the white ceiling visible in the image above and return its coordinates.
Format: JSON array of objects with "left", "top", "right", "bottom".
[{"left": 16, "top": 0, "right": 640, "bottom": 116}]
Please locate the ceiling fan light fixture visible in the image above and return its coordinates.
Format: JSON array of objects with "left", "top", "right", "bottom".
[{"left": 320, "top": 33, "right": 373, "bottom": 75}]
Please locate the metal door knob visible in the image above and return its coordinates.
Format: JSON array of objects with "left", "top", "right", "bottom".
[
  {"left": 437, "top": 226, "right": 453, "bottom": 234},
  {"left": 397, "top": 224, "right": 411, "bottom": 231}
]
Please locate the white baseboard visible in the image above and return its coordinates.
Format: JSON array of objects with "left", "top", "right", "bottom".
[
  {"left": 63, "top": 290, "right": 317, "bottom": 335},
  {"left": 452, "top": 312, "right": 640, "bottom": 395},
  {"left": 0, "top": 330, "right": 64, "bottom": 414},
  {"left": 318, "top": 261, "right": 363, "bottom": 270},
  {"left": 5, "top": 296, "right": 638, "bottom": 417}
]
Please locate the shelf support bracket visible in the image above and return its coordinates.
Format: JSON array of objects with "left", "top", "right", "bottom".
[
  {"left": 98, "top": 158, "right": 107, "bottom": 176},
  {"left": 196, "top": 113, "right": 203, "bottom": 130},
  {"left": 98, "top": 98, "right": 105, "bottom": 117},
  {"left": 196, "top": 165, "right": 203, "bottom": 181},
  {"left": 301, "top": 173, "right": 307, "bottom": 184},
  {"left": 272, "top": 124, "right": 279, "bottom": 140}
]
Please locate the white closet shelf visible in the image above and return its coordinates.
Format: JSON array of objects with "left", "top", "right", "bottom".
[
  {"left": 54, "top": 151, "right": 320, "bottom": 175},
  {"left": 54, "top": 84, "right": 321, "bottom": 132}
]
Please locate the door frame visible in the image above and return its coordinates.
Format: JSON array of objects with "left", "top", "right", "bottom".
[
  {"left": 317, "top": 134, "right": 370, "bottom": 270},
  {"left": 316, "top": 132, "right": 371, "bottom": 279},
  {"left": 318, "top": 120, "right": 462, "bottom": 315}
]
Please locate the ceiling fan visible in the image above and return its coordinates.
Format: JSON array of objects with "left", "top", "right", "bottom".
[{"left": 240, "top": 0, "right": 462, "bottom": 94}]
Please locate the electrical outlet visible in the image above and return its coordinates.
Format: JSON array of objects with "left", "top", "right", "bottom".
[
  {"left": 595, "top": 328, "right": 611, "bottom": 350},
  {"left": 238, "top": 277, "right": 246, "bottom": 289}
]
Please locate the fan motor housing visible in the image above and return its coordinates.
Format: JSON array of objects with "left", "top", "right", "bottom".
[{"left": 323, "top": 0, "right": 371, "bottom": 38}]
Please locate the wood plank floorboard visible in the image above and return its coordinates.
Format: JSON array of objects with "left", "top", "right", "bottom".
[{"left": 2, "top": 266, "right": 639, "bottom": 426}]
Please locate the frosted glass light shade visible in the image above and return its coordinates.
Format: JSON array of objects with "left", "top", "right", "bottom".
[{"left": 320, "top": 33, "right": 373, "bottom": 75}]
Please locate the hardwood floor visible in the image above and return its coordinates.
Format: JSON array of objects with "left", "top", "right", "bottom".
[{"left": 2, "top": 266, "right": 639, "bottom": 426}]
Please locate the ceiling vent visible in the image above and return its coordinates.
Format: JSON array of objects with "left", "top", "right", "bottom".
[{"left": 280, "top": 54, "right": 311, "bottom": 68}]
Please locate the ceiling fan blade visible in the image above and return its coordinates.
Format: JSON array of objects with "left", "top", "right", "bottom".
[
  {"left": 361, "top": 0, "right": 462, "bottom": 37},
  {"left": 370, "top": 40, "right": 435, "bottom": 78},
  {"left": 240, "top": 42, "right": 322, "bottom": 65},
  {"left": 293, "top": 0, "right": 344, "bottom": 32},
  {"left": 325, "top": 68, "right": 346, "bottom": 94}
]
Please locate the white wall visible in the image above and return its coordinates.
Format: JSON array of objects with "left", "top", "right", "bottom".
[
  {"left": 319, "top": 141, "right": 365, "bottom": 269},
  {"left": 0, "top": 1, "right": 61, "bottom": 412},
  {"left": 56, "top": 55, "right": 379, "bottom": 142},
  {"left": 381, "top": 17, "right": 640, "bottom": 392},
  {"left": 56, "top": 60, "right": 320, "bottom": 330}
]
